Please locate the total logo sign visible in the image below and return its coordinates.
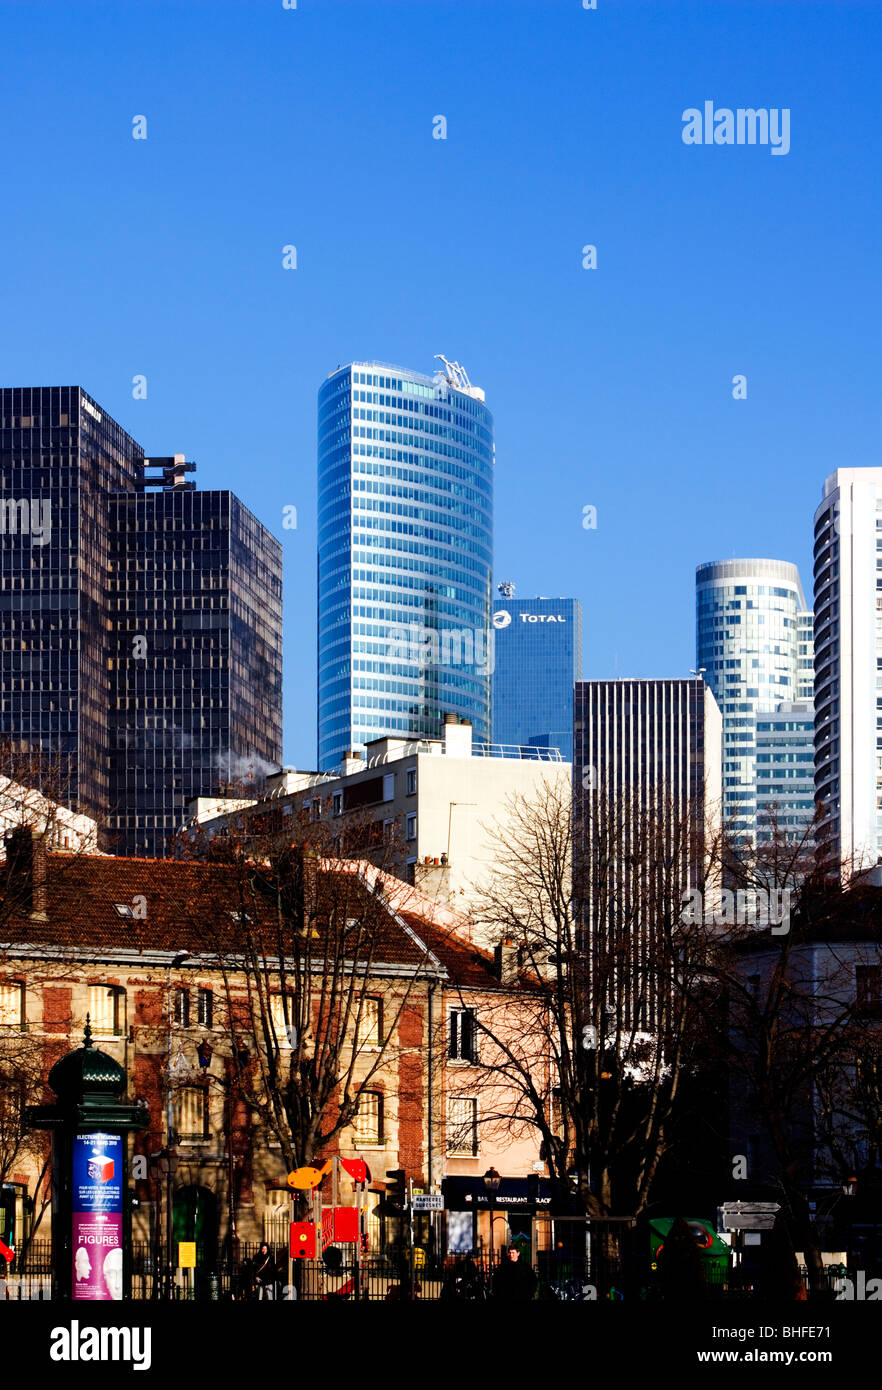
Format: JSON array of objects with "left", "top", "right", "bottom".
[{"left": 493, "top": 610, "right": 568, "bottom": 628}]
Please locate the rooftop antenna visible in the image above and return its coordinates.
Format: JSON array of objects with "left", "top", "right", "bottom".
[
  {"left": 498, "top": 580, "right": 515, "bottom": 598},
  {"left": 434, "top": 355, "right": 473, "bottom": 393}
]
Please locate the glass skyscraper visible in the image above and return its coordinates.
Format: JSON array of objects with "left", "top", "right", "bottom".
[
  {"left": 755, "top": 701, "right": 816, "bottom": 845},
  {"left": 0, "top": 387, "right": 282, "bottom": 857},
  {"left": 573, "top": 678, "right": 722, "bottom": 1027},
  {"left": 317, "top": 359, "right": 493, "bottom": 770},
  {"left": 491, "top": 593, "right": 582, "bottom": 760},
  {"left": 107, "top": 481, "right": 283, "bottom": 856},
  {"left": 695, "top": 558, "right": 814, "bottom": 843}
]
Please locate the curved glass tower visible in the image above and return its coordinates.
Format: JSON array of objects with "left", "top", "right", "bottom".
[
  {"left": 317, "top": 360, "right": 493, "bottom": 771},
  {"left": 696, "top": 558, "right": 814, "bottom": 843}
]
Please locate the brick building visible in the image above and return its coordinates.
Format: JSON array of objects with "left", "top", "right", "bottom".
[{"left": 0, "top": 839, "right": 549, "bottom": 1267}]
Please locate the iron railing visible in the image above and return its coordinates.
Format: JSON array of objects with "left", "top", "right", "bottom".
[{"left": 0, "top": 1242, "right": 868, "bottom": 1302}]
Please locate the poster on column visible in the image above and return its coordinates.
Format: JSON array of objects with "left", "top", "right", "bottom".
[{"left": 71, "top": 1132, "right": 124, "bottom": 1301}]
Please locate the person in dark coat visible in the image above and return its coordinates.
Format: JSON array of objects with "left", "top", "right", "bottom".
[
  {"left": 441, "top": 1256, "right": 485, "bottom": 1300},
  {"left": 253, "top": 1243, "right": 278, "bottom": 1300},
  {"left": 491, "top": 1246, "right": 538, "bottom": 1301}
]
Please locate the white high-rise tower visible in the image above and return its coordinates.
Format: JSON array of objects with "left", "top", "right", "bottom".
[
  {"left": 696, "top": 559, "right": 814, "bottom": 845},
  {"left": 814, "top": 468, "right": 882, "bottom": 875}
]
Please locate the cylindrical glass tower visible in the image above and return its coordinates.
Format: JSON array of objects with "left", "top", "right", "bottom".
[
  {"left": 317, "top": 360, "right": 493, "bottom": 771},
  {"left": 695, "top": 558, "right": 813, "bottom": 843}
]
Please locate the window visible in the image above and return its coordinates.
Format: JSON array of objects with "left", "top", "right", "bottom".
[
  {"left": 309, "top": 798, "right": 321, "bottom": 822},
  {"left": 856, "top": 964, "right": 881, "bottom": 1007},
  {"left": 197, "top": 988, "right": 213, "bottom": 1028},
  {"left": 89, "top": 985, "right": 124, "bottom": 1037},
  {"left": 113, "top": 903, "right": 134, "bottom": 919},
  {"left": 270, "top": 993, "right": 295, "bottom": 1047},
  {"left": 352, "top": 1090, "right": 383, "bottom": 1146},
  {"left": 449, "top": 1007, "right": 476, "bottom": 1062},
  {"left": 406, "top": 813, "right": 417, "bottom": 842},
  {"left": 406, "top": 768, "right": 417, "bottom": 796},
  {"left": 173, "top": 987, "right": 190, "bottom": 1028},
  {"left": 0, "top": 982, "right": 25, "bottom": 1030},
  {"left": 357, "top": 997, "right": 382, "bottom": 1048},
  {"left": 447, "top": 1096, "right": 478, "bottom": 1156},
  {"left": 332, "top": 791, "right": 343, "bottom": 818},
  {"left": 176, "top": 1086, "right": 209, "bottom": 1143}
]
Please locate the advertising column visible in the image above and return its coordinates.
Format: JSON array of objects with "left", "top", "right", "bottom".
[{"left": 71, "top": 1132, "right": 124, "bottom": 1301}]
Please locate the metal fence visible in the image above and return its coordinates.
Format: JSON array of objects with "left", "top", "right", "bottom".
[{"left": 0, "top": 1242, "right": 864, "bottom": 1302}]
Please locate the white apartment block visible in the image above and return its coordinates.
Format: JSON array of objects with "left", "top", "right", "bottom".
[
  {"left": 191, "top": 715, "right": 571, "bottom": 942},
  {"left": 0, "top": 777, "right": 99, "bottom": 852}
]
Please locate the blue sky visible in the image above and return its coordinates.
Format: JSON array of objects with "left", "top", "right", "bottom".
[{"left": 2, "top": 0, "right": 880, "bottom": 768}]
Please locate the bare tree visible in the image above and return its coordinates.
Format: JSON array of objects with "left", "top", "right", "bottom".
[
  {"left": 0, "top": 743, "right": 112, "bottom": 1266},
  {"left": 0, "top": 1028, "right": 52, "bottom": 1263},
  {"left": 180, "top": 818, "right": 440, "bottom": 1176},
  {"left": 454, "top": 776, "right": 719, "bottom": 1230},
  {"left": 713, "top": 860, "right": 880, "bottom": 1296}
]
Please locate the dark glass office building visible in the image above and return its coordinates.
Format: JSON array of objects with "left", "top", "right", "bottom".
[
  {"left": 491, "top": 595, "right": 582, "bottom": 760},
  {"left": 0, "top": 387, "right": 282, "bottom": 856},
  {"left": 317, "top": 360, "right": 493, "bottom": 770},
  {"left": 572, "top": 678, "right": 722, "bottom": 1025}
]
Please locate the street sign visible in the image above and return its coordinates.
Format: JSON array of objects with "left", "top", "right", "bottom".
[
  {"left": 720, "top": 1202, "right": 780, "bottom": 1231},
  {"left": 412, "top": 1194, "right": 444, "bottom": 1212}
]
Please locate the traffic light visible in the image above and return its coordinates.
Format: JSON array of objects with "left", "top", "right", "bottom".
[{"left": 385, "top": 1169, "right": 406, "bottom": 1212}]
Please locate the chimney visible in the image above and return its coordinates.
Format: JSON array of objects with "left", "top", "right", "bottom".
[
  {"left": 494, "top": 936, "right": 520, "bottom": 986},
  {"left": 340, "top": 750, "right": 364, "bottom": 777},
  {"left": 3, "top": 826, "right": 48, "bottom": 920},
  {"left": 442, "top": 715, "right": 473, "bottom": 759}
]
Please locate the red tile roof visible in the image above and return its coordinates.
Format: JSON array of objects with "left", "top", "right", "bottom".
[{"left": 1, "top": 853, "right": 441, "bottom": 973}]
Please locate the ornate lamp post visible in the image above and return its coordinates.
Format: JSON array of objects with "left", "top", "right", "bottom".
[{"left": 483, "top": 1166, "right": 502, "bottom": 1268}]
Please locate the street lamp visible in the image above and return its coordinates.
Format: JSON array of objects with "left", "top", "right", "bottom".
[
  {"left": 483, "top": 1167, "right": 502, "bottom": 1268},
  {"left": 197, "top": 1036, "right": 243, "bottom": 1273},
  {"left": 163, "top": 950, "right": 190, "bottom": 1298},
  {"left": 149, "top": 1146, "right": 179, "bottom": 1300}
]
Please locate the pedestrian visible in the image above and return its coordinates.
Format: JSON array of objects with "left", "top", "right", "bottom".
[
  {"left": 491, "top": 1246, "right": 538, "bottom": 1301},
  {"left": 441, "top": 1256, "right": 485, "bottom": 1301},
  {"left": 253, "top": 1242, "right": 278, "bottom": 1301}
]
